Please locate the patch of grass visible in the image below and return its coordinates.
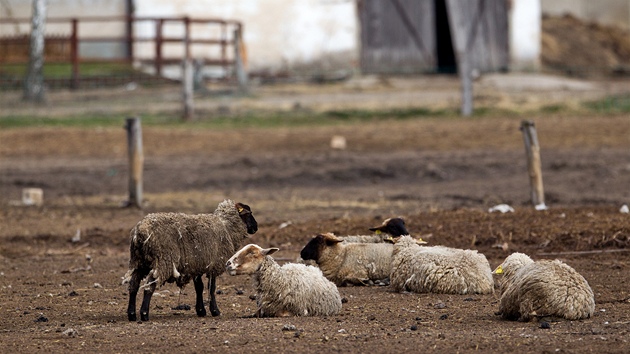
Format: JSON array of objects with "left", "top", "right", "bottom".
[
  {"left": 584, "top": 95, "right": 630, "bottom": 114},
  {"left": 0, "top": 62, "right": 140, "bottom": 78},
  {"left": 0, "top": 108, "right": 460, "bottom": 130},
  {"left": 540, "top": 104, "right": 566, "bottom": 113}
]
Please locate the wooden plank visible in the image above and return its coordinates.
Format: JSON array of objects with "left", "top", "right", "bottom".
[{"left": 359, "top": 0, "right": 435, "bottom": 74}]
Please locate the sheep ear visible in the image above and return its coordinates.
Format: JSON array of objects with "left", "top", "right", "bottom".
[{"left": 263, "top": 248, "right": 279, "bottom": 256}]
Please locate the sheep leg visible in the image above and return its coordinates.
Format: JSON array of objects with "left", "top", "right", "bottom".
[
  {"left": 139, "top": 274, "right": 157, "bottom": 321},
  {"left": 193, "top": 275, "right": 207, "bottom": 317},
  {"left": 126, "top": 269, "right": 147, "bottom": 322},
  {"left": 208, "top": 275, "right": 221, "bottom": 316}
]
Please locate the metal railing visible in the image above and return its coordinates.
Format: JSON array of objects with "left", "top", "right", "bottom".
[{"left": 0, "top": 16, "right": 244, "bottom": 89}]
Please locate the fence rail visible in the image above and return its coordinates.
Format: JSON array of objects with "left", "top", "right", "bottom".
[{"left": 0, "top": 16, "right": 244, "bottom": 89}]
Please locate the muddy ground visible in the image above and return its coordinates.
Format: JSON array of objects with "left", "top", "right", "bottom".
[{"left": 1, "top": 75, "right": 630, "bottom": 353}]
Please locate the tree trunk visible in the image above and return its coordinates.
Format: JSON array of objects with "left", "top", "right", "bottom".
[{"left": 23, "top": 0, "right": 47, "bottom": 103}]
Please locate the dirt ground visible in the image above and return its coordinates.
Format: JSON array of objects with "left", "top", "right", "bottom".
[{"left": 2, "top": 73, "right": 630, "bottom": 353}]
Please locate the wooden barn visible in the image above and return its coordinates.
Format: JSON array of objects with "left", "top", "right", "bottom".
[{"left": 358, "top": 0, "right": 510, "bottom": 75}]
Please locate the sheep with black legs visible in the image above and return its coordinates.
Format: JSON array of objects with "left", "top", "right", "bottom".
[
  {"left": 493, "top": 252, "right": 595, "bottom": 321},
  {"left": 123, "top": 199, "right": 258, "bottom": 322},
  {"left": 226, "top": 244, "right": 342, "bottom": 317},
  {"left": 300, "top": 232, "right": 394, "bottom": 286},
  {"left": 390, "top": 236, "right": 494, "bottom": 294}
]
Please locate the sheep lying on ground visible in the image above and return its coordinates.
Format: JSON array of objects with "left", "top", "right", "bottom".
[
  {"left": 390, "top": 236, "right": 494, "bottom": 294},
  {"left": 300, "top": 232, "right": 394, "bottom": 286},
  {"left": 123, "top": 199, "right": 258, "bottom": 322},
  {"left": 296, "top": 217, "right": 411, "bottom": 266},
  {"left": 493, "top": 252, "right": 595, "bottom": 321},
  {"left": 226, "top": 244, "right": 342, "bottom": 317}
]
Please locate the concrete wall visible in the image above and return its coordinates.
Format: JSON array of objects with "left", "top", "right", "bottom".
[
  {"left": 510, "top": 0, "right": 541, "bottom": 70},
  {"left": 0, "top": 0, "right": 127, "bottom": 58},
  {"left": 0, "top": 0, "right": 125, "bottom": 35},
  {"left": 133, "top": 0, "right": 359, "bottom": 73},
  {"left": 542, "top": 0, "right": 630, "bottom": 29}
]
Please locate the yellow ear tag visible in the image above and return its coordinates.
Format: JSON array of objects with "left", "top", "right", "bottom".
[
  {"left": 375, "top": 230, "right": 382, "bottom": 234},
  {"left": 238, "top": 207, "right": 244, "bottom": 213},
  {"left": 493, "top": 265, "right": 503, "bottom": 275}
]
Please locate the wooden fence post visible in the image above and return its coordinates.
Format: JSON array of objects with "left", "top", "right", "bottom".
[
  {"left": 182, "top": 58, "right": 194, "bottom": 121},
  {"left": 520, "top": 120, "right": 546, "bottom": 210},
  {"left": 459, "top": 52, "right": 473, "bottom": 116},
  {"left": 233, "top": 25, "right": 248, "bottom": 93},
  {"left": 125, "top": 117, "right": 143, "bottom": 208}
]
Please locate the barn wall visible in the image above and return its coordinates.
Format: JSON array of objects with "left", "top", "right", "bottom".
[
  {"left": 0, "top": 0, "right": 127, "bottom": 59},
  {"left": 542, "top": 0, "right": 630, "bottom": 30},
  {"left": 133, "top": 0, "right": 359, "bottom": 74},
  {"left": 1, "top": 0, "right": 358, "bottom": 73},
  {"left": 510, "top": 0, "right": 541, "bottom": 70},
  {"left": 0, "top": 0, "right": 125, "bottom": 36}
]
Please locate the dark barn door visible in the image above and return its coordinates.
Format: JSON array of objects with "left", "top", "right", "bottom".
[
  {"left": 358, "top": 0, "right": 508, "bottom": 75},
  {"left": 359, "top": 0, "right": 436, "bottom": 74},
  {"left": 446, "top": 0, "right": 509, "bottom": 73}
]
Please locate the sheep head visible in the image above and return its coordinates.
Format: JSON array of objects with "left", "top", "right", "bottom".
[
  {"left": 493, "top": 252, "right": 534, "bottom": 280},
  {"left": 299, "top": 233, "right": 343, "bottom": 262},
  {"left": 236, "top": 202, "right": 258, "bottom": 235},
  {"left": 226, "top": 244, "right": 279, "bottom": 276},
  {"left": 369, "top": 217, "right": 409, "bottom": 237}
]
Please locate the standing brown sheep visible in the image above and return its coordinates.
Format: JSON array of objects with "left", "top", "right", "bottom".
[{"left": 123, "top": 199, "right": 257, "bottom": 322}]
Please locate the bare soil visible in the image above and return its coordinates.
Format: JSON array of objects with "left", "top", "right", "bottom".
[{"left": 2, "top": 77, "right": 630, "bottom": 353}]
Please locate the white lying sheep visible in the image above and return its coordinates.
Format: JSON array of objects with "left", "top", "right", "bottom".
[
  {"left": 390, "top": 236, "right": 494, "bottom": 294},
  {"left": 300, "top": 232, "right": 394, "bottom": 286},
  {"left": 123, "top": 199, "right": 258, "bottom": 322},
  {"left": 226, "top": 244, "right": 342, "bottom": 317},
  {"left": 493, "top": 252, "right": 595, "bottom": 321}
]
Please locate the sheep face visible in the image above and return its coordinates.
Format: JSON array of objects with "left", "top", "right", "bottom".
[
  {"left": 494, "top": 252, "right": 534, "bottom": 280},
  {"left": 236, "top": 203, "right": 258, "bottom": 235},
  {"left": 300, "top": 233, "right": 342, "bottom": 262},
  {"left": 226, "top": 244, "right": 279, "bottom": 276},
  {"left": 369, "top": 217, "right": 409, "bottom": 237}
]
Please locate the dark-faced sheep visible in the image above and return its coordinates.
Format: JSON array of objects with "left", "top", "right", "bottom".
[
  {"left": 493, "top": 252, "right": 595, "bottom": 321},
  {"left": 339, "top": 217, "right": 411, "bottom": 243},
  {"left": 300, "top": 232, "right": 394, "bottom": 286},
  {"left": 123, "top": 199, "right": 258, "bottom": 322},
  {"left": 226, "top": 244, "right": 342, "bottom": 317}
]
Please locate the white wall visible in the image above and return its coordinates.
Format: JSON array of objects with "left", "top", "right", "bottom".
[
  {"left": 0, "top": 0, "right": 125, "bottom": 36},
  {"left": 542, "top": 0, "right": 630, "bottom": 30},
  {"left": 134, "top": 0, "right": 359, "bottom": 73},
  {"left": 0, "top": 0, "right": 127, "bottom": 58},
  {"left": 510, "top": 0, "right": 541, "bottom": 70}
]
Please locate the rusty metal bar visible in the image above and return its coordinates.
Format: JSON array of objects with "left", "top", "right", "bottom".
[
  {"left": 0, "top": 16, "right": 243, "bottom": 86},
  {"left": 155, "top": 18, "right": 163, "bottom": 76},
  {"left": 70, "top": 18, "right": 79, "bottom": 90},
  {"left": 0, "top": 16, "right": 241, "bottom": 25},
  {"left": 184, "top": 16, "right": 191, "bottom": 60}
]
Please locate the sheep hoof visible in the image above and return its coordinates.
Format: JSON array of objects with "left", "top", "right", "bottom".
[
  {"left": 196, "top": 308, "right": 207, "bottom": 317},
  {"left": 128, "top": 312, "right": 137, "bottom": 322},
  {"left": 211, "top": 309, "right": 221, "bottom": 317},
  {"left": 140, "top": 312, "right": 149, "bottom": 322}
]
